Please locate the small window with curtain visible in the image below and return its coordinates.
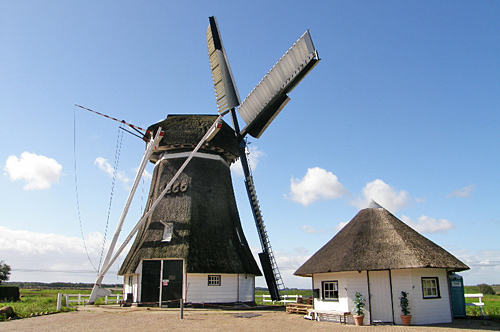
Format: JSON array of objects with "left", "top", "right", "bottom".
[
  {"left": 321, "top": 281, "right": 339, "bottom": 301},
  {"left": 422, "top": 277, "right": 440, "bottom": 299}
]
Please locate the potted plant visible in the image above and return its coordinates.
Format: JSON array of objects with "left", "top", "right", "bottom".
[
  {"left": 353, "top": 292, "right": 365, "bottom": 326},
  {"left": 400, "top": 291, "right": 411, "bottom": 326}
]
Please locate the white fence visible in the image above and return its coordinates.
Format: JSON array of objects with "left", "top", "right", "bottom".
[
  {"left": 258, "top": 294, "right": 299, "bottom": 305},
  {"left": 56, "top": 293, "right": 122, "bottom": 310},
  {"left": 465, "top": 293, "right": 484, "bottom": 316}
]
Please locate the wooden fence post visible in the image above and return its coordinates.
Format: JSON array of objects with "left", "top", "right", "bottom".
[{"left": 57, "top": 293, "right": 62, "bottom": 311}]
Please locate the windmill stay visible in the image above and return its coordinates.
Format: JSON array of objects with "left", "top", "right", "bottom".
[{"left": 88, "top": 16, "right": 320, "bottom": 306}]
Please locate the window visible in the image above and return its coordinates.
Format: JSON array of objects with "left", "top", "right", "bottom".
[
  {"left": 422, "top": 277, "right": 440, "bottom": 299},
  {"left": 322, "top": 281, "right": 339, "bottom": 301},
  {"left": 161, "top": 222, "right": 173, "bottom": 242},
  {"left": 208, "top": 275, "right": 221, "bottom": 286}
]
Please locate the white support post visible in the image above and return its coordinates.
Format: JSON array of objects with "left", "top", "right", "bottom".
[
  {"left": 65, "top": 294, "right": 69, "bottom": 307},
  {"left": 57, "top": 293, "right": 62, "bottom": 311},
  {"left": 98, "top": 116, "right": 225, "bottom": 277},
  {"left": 88, "top": 129, "right": 164, "bottom": 304},
  {"left": 88, "top": 115, "right": 225, "bottom": 305}
]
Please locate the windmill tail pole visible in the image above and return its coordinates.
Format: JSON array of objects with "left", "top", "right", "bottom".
[
  {"left": 75, "top": 104, "right": 151, "bottom": 136},
  {"left": 88, "top": 129, "right": 164, "bottom": 305}
]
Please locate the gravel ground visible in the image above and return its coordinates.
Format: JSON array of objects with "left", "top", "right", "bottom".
[{"left": 2, "top": 306, "right": 499, "bottom": 332}]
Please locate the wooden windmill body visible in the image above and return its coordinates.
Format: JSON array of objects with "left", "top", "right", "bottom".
[
  {"left": 119, "top": 115, "right": 261, "bottom": 305},
  {"left": 88, "top": 17, "right": 319, "bottom": 305}
]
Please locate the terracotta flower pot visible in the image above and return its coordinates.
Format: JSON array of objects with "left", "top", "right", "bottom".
[
  {"left": 401, "top": 315, "right": 412, "bottom": 326},
  {"left": 354, "top": 315, "right": 364, "bottom": 326}
]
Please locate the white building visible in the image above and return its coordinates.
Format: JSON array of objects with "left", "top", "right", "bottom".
[{"left": 294, "top": 201, "right": 469, "bottom": 325}]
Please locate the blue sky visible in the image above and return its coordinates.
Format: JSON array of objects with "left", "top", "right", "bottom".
[{"left": 1, "top": 1, "right": 499, "bottom": 288}]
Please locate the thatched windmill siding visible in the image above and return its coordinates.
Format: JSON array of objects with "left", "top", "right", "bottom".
[
  {"left": 294, "top": 201, "right": 469, "bottom": 325},
  {"left": 119, "top": 115, "right": 261, "bottom": 306}
]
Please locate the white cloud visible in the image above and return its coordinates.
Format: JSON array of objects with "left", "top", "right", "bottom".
[
  {"left": 0, "top": 226, "right": 129, "bottom": 283},
  {"left": 288, "top": 167, "right": 349, "bottom": 206},
  {"left": 447, "top": 184, "right": 476, "bottom": 198},
  {"left": 0, "top": 226, "right": 93, "bottom": 255},
  {"left": 300, "top": 223, "right": 346, "bottom": 234},
  {"left": 132, "top": 167, "right": 152, "bottom": 181},
  {"left": 334, "top": 221, "right": 349, "bottom": 232},
  {"left": 94, "top": 157, "right": 130, "bottom": 184},
  {"left": 455, "top": 250, "right": 500, "bottom": 286},
  {"left": 401, "top": 215, "right": 455, "bottom": 234},
  {"left": 300, "top": 225, "right": 327, "bottom": 234},
  {"left": 352, "top": 179, "right": 410, "bottom": 213},
  {"left": 4, "top": 152, "right": 62, "bottom": 190},
  {"left": 142, "top": 169, "right": 152, "bottom": 181},
  {"left": 231, "top": 146, "right": 264, "bottom": 176}
]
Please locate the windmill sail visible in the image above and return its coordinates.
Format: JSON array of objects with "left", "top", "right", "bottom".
[
  {"left": 207, "top": 16, "right": 241, "bottom": 114},
  {"left": 238, "top": 31, "right": 320, "bottom": 138}
]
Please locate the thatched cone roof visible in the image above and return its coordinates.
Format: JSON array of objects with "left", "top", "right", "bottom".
[
  {"left": 119, "top": 115, "right": 261, "bottom": 276},
  {"left": 294, "top": 202, "right": 469, "bottom": 277}
]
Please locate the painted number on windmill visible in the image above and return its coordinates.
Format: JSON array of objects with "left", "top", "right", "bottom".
[{"left": 164, "top": 182, "right": 188, "bottom": 195}]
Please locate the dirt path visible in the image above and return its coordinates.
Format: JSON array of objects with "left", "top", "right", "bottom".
[{"left": 2, "top": 306, "right": 499, "bottom": 332}]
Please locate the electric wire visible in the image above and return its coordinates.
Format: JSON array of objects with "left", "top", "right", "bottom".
[
  {"left": 73, "top": 107, "right": 98, "bottom": 272},
  {"left": 98, "top": 124, "right": 124, "bottom": 272}
]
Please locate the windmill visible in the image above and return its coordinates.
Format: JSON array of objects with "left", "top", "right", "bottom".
[
  {"left": 88, "top": 16, "right": 319, "bottom": 305},
  {"left": 206, "top": 16, "right": 319, "bottom": 300}
]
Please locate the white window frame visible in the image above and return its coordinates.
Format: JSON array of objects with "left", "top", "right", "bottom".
[
  {"left": 422, "top": 277, "right": 440, "bottom": 299},
  {"left": 208, "top": 275, "right": 221, "bottom": 286},
  {"left": 322, "top": 280, "right": 339, "bottom": 301},
  {"left": 160, "top": 221, "right": 173, "bottom": 242}
]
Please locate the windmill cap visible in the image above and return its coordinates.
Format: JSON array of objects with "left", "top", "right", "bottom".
[{"left": 146, "top": 115, "right": 239, "bottom": 163}]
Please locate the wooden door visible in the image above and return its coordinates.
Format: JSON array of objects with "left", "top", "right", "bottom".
[
  {"left": 161, "top": 260, "right": 183, "bottom": 307},
  {"left": 141, "top": 260, "right": 161, "bottom": 304},
  {"left": 368, "top": 270, "right": 394, "bottom": 323}
]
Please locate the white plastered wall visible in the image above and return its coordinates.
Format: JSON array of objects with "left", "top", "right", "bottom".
[
  {"left": 390, "top": 268, "right": 452, "bottom": 325},
  {"left": 312, "top": 271, "right": 371, "bottom": 325},
  {"left": 186, "top": 273, "right": 255, "bottom": 303},
  {"left": 122, "top": 274, "right": 139, "bottom": 302}
]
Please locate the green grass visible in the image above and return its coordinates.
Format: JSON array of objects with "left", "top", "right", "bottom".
[
  {"left": 0, "top": 289, "right": 121, "bottom": 321},
  {"left": 464, "top": 287, "right": 500, "bottom": 321},
  {"left": 255, "top": 289, "right": 312, "bottom": 306},
  {"left": 0, "top": 289, "right": 74, "bottom": 320}
]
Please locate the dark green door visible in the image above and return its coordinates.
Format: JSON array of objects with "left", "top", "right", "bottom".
[
  {"left": 161, "top": 260, "right": 183, "bottom": 307},
  {"left": 141, "top": 260, "right": 161, "bottom": 305}
]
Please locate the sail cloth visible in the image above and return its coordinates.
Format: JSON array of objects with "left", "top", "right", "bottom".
[
  {"left": 206, "top": 16, "right": 241, "bottom": 115},
  {"left": 238, "top": 31, "right": 320, "bottom": 138}
]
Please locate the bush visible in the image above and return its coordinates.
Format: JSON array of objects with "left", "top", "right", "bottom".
[
  {"left": 478, "top": 283, "right": 496, "bottom": 295},
  {"left": 0, "top": 286, "right": 20, "bottom": 302}
]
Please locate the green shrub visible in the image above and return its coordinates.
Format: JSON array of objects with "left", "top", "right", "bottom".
[{"left": 478, "top": 284, "right": 496, "bottom": 295}]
